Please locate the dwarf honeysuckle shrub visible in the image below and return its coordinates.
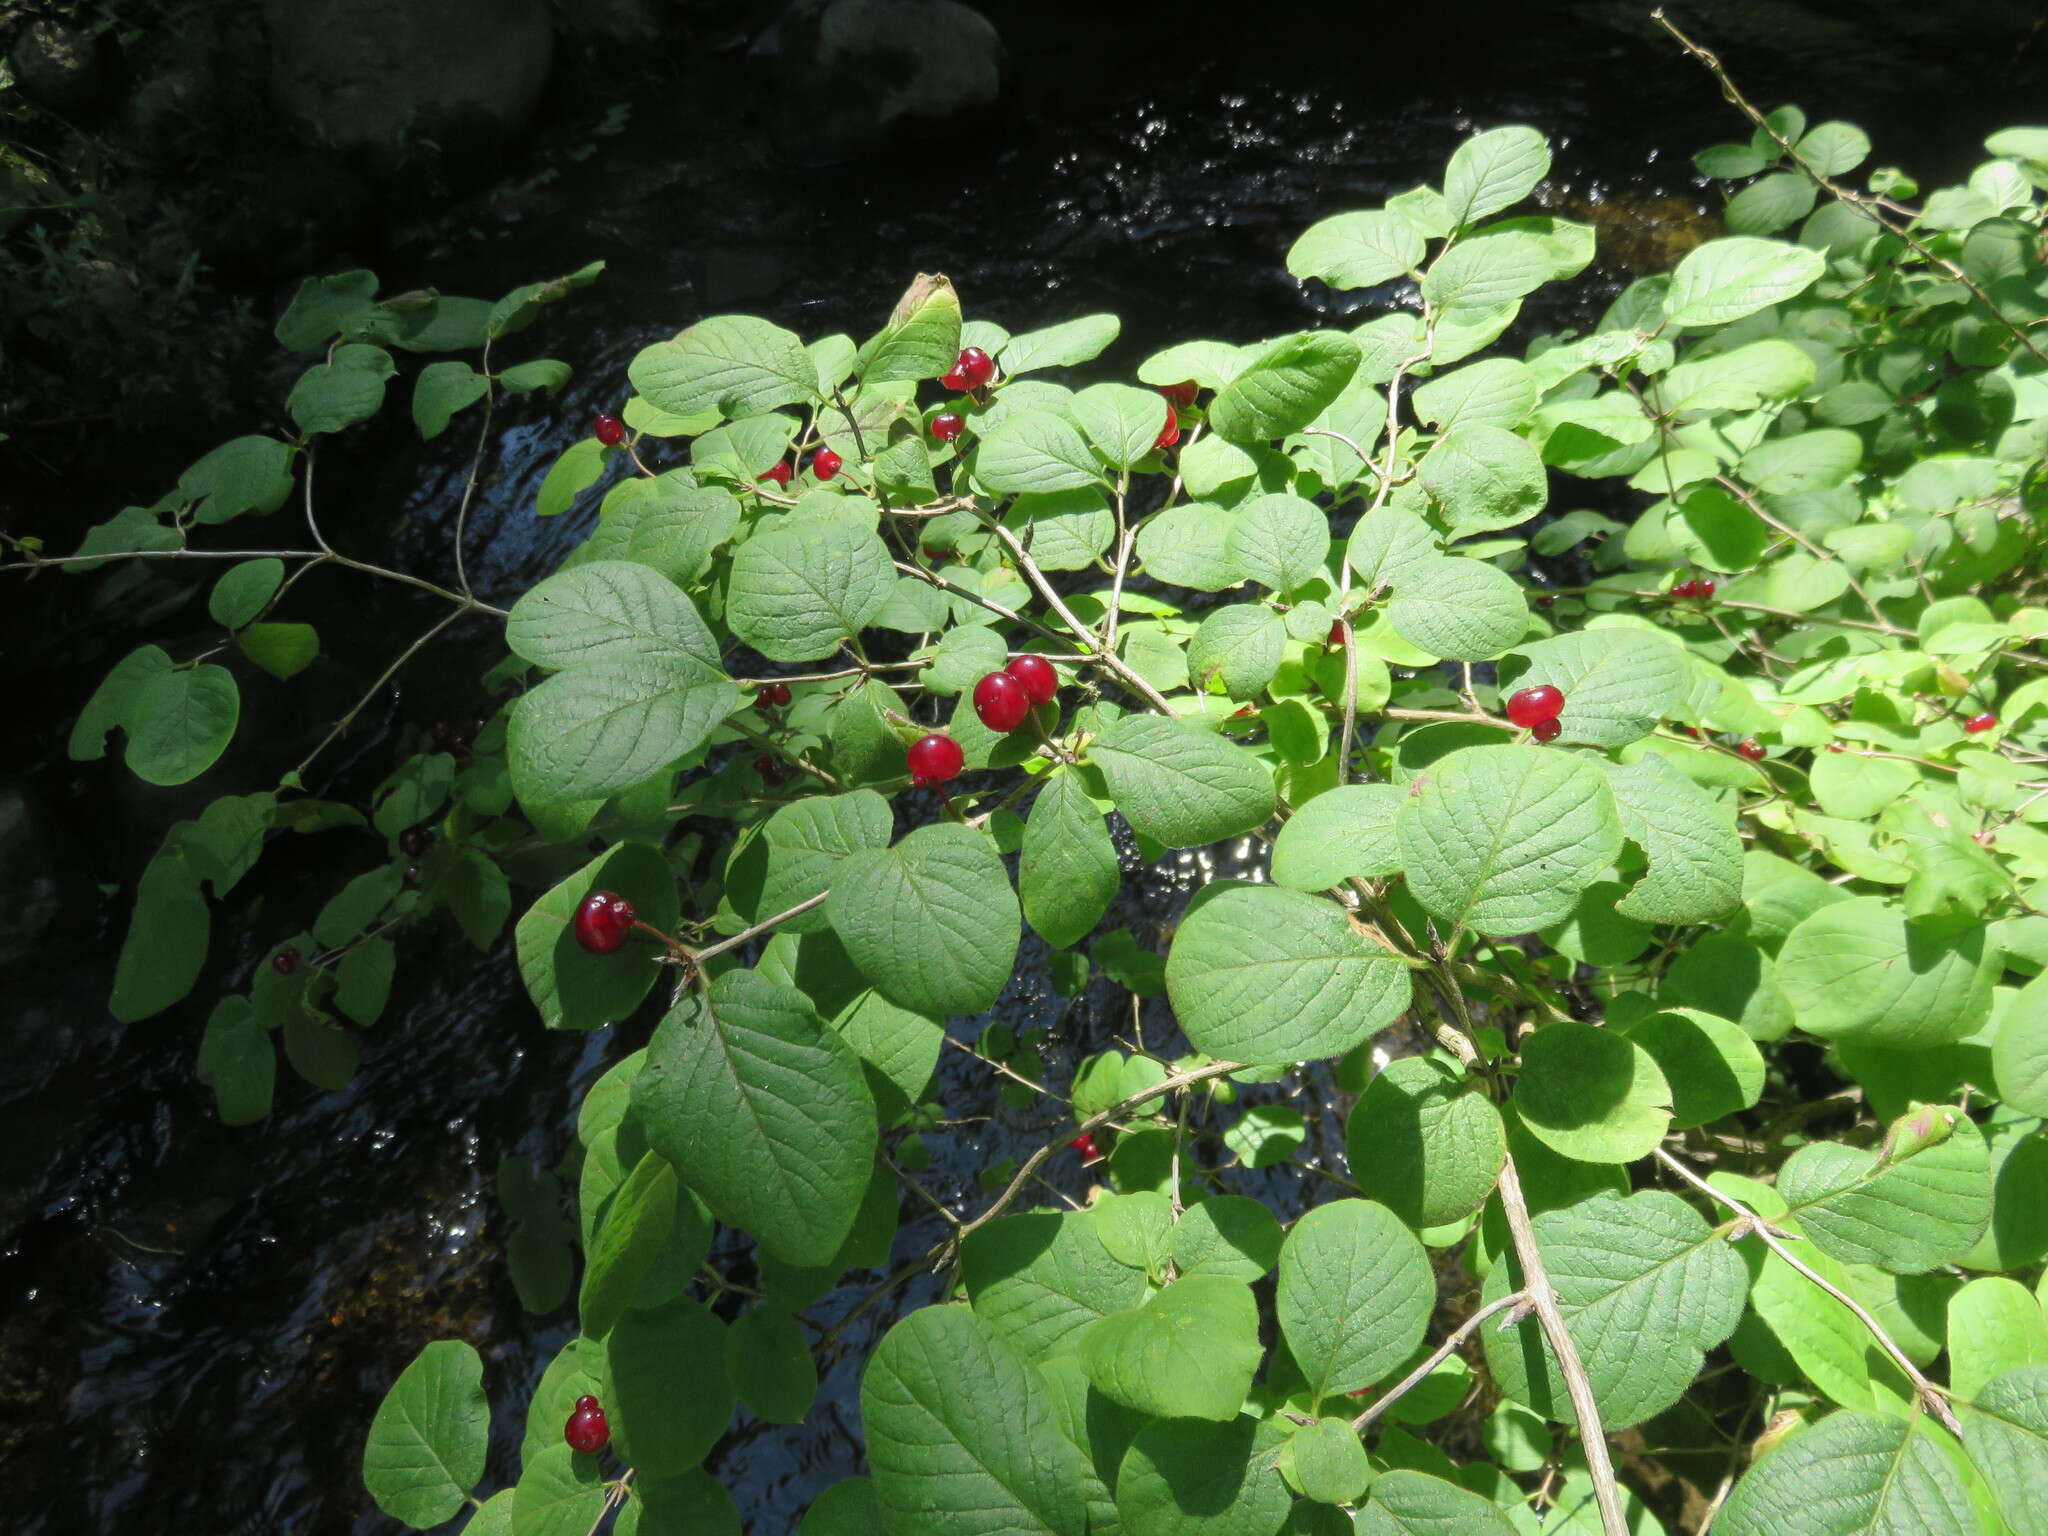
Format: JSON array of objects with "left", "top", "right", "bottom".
[{"left": 18, "top": 64, "right": 2048, "bottom": 1536}]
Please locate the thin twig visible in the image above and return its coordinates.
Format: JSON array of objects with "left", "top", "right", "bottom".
[
  {"left": 1352, "top": 1289, "right": 1529, "bottom": 1430},
  {"left": 288, "top": 607, "right": 465, "bottom": 781},
  {"left": 691, "top": 891, "right": 832, "bottom": 965}
]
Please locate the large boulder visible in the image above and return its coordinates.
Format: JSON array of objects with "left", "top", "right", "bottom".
[
  {"left": 262, "top": 0, "right": 555, "bottom": 166},
  {"left": 764, "top": 0, "right": 1003, "bottom": 162}
]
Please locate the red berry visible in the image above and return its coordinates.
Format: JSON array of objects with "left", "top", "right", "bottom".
[
  {"left": 1159, "top": 380, "right": 1199, "bottom": 411},
  {"left": 974, "top": 670, "right": 1032, "bottom": 733},
  {"left": 1005, "top": 654, "right": 1059, "bottom": 705},
  {"left": 1531, "top": 717, "right": 1563, "bottom": 743},
  {"left": 1505, "top": 684, "right": 1565, "bottom": 729},
  {"left": 1696, "top": 579, "right": 1716, "bottom": 600},
  {"left": 812, "top": 447, "right": 843, "bottom": 481},
  {"left": 1154, "top": 404, "right": 1181, "bottom": 451},
  {"left": 755, "top": 752, "right": 789, "bottom": 786},
  {"left": 757, "top": 681, "right": 792, "bottom": 709},
  {"left": 758, "top": 460, "right": 792, "bottom": 488},
  {"left": 1671, "top": 579, "right": 1697, "bottom": 599},
  {"left": 399, "top": 826, "right": 432, "bottom": 857},
  {"left": 592, "top": 413, "right": 626, "bottom": 447},
  {"left": 402, "top": 865, "right": 421, "bottom": 890},
  {"left": 1536, "top": 594, "right": 1556, "bottom": 608},
  {"left": 1327, "top": 620, "right": 1346, "bottom": 648},
  {"left": 953, "top": 346, "right": 995, "bottom": 389},
  {"left": 565, "top": 1403, "right": 609, "bottom": 1455},
  {"left": 272, "top": 948, "right": 300, "bottom": 976},
  {"left": 572, "top": 891, "right": 637, "bottom": 955},
  {"left": 907, "top": 734, "right": 964, "bottom": 783},
  {"left": 1738, "top": 739, "right": 1766, "bottom": 762},
  {"left": 940, "top": 365, "right": 971, "bottom": 392},
  {"left": 931, "top": 412, "right": 966, "bottom": 442},
  {"left": 1965, "top": 713, "right": 1998, "bottom": 733},
  {"left": 1069, "top": 1132, "right": 1102, "bottom": 1163}
]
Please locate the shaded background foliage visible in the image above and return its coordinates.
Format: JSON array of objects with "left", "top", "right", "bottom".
[{"left": 1, "top": 1, "right": 2045, "bottom": 1532}]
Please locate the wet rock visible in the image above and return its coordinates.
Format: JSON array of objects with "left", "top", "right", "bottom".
[
  {"left": 9, "top": 20, "right": 107, "bottom": 118},
  {"left": 262, "top": 0, "right": 555, "bottom": 166}
]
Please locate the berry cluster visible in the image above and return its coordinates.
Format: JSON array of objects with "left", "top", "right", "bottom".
[
  {"left": 941, "top": 346, "right": 996, "bottom": 393},
  {"left": 1671, "top": 577, "right": 1716, "bottom": 601},
  {"left": 903, "top": 656, "right": 1063, "bottom": 789},
  {"left": 1505, "top": 684, "right": 1566, "bottom": 743},
  {"left": 564, "top": 1395, "right": 609, "bottom": 1455}
]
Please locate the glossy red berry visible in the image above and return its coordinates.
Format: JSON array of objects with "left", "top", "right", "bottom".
[
  {"left": 1738, "top": 739, "right": 1766, "bottom": 762},
  {"left": 811, "top": 447, "right": 843, "bottom": 481},
  {"left": 1005, "top": 654, "right": 1059, "bottom": 706},
  {"left": 1531, "top": 717, "right": 1563, "bottom": 743},
  {"left": 953, "top": 346, "right": 995, "bottom": 389},
  {"left": 1696, "top": 579, "right": 1716, "bottom": 600},
  {"left": 1154, "top": 403, "right": 1181, "bottom": 451},
  {"left": 1159, "top": 380, "right": 1199, "bottom": 411},
  {"left": 1069, "top": 1132, "right": 1102, "bottom": 1163},
  {"left": 940, "top": 364, "right": 970, "bottom": 391},
  {"left": 572, "top": 891, "right": 637, "bottom": 955},
  {"left": 757, "top": 681, "right": 792, "bottom": 709},
  {"left": 592, "top": 413, "right": 626, "bottom": 447},
  {"left": 1671, "top": 578, "right": 1697, "bottom": 599},
  {"left": 906, "top": 734, "right": 964, "bottom": 784},
  {"left": 755, "top": 752, "right": 789, "bottom": 786},
  {"left": 1965, "top": 713, "right": 1998, "bottom": 733},
  {"left": 565, "top": 1401, "right": 609, "bottom": 1455},
  {"left": 1505, "top": 685, "right": 1565, "bottom": 729},
  {"left": 974, "top": 670, "right": 1032, "bottom": 732},
  {"left": 272, "top": 948, "right": 300, "bottom": 976},
  {"left": 931, "top": 411, "right": 966, "bottom": 442},
  {"left": 399, "top": 826, "right": 432, "bottom": 858},
  {"left": 758, "top": 460, "right": 792, "bottom": 488}
]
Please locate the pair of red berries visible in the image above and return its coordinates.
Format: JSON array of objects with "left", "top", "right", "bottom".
[
  {"left": 973, "top": 655, "right": 1060, "bottom": 733},
  {"left": 572, "top": 891, "right": 638, "bottom": 955},
  {"left": 564, "top": 1395, "right": 609, "bottom": 1455},
  {"left": 1069, "top": 1131, "right": 1103, "bottom": 1164},
  {"left": 1965, "top": 713, "right": 1998, "bottom": 734},
  {"left": 941, "top": 346, "right": 996, "bottom": 393},
  {"left": 1671, "top": 577, "right": 1716, "bottom": 601},
  {"left": 756, "top": 681, "right": 792, "bottom": 709},
  {"left": 1505, "top": 684, "right": 1566, "bottom": 743}
]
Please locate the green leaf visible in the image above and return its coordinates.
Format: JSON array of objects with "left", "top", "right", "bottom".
[
  {"left": 1209, "top": 332, "right": 1362, "bottom": 445},
  {"left": 1081, "top": 1274, "right": 1263, "bottom": 1421},
  {"left": 1779, "top": 1126, "right": 1992, "bottom": 1273},
  {"left": 1276, "top": 1199, "right": 1434, "bottom": 1403},
  {"left": 1222, "top": 1103, "right": 1306, "bottom": 1168},
  {"left": 725, "top": 1304, "right": 818, "bottom": 1423},
  {"left": 512, "top": 1446, "right": 605, "bottom": 1536},
  {"left": 1726, "top": 172, "right": 1818, "bottom": 235},
  {"left": 70, "top": 645, "right": 174, "bottom": 762},
  {"left": 197, "top": 997, "right": 276, "bottom": 1124},
  {"left": 1601, "top": 754, "right": 1744, "bottom": 924},
  {"left": 1021, "top": 773, "right": 1120, "bottom": 949},
  {"left": 1164, "top": 882, "right": 1411, "bottom": 1064},
  {"left": 1287, "top": 210, "right": 1426, "bottom": 289},
  {"left": 799, "top": 1480, "right": 888, "bottom": 1536},
  {"left": 1624, "top": 1007, "right": 1765, "bottom": 1129},
  {"left": 1135, "top": 502, "right": 1243, "bottom": 590},
  {"left": 629, "top": 315, "right": 817, "bottom": 418},
  {"left": 1347, "top": 1055, "right": 1505, "bottom": 1227},
  {"left": 1420, "top": 232, "right": 1553, "bottom": 317},
  {"left": 1718, "top": 1410, "right": 1977, "bottom": 1536},
  {"left": 277, "top": 269, "right": 378, "bottom": 349},
  {"left": 1226, "top": 492, "right": 1331, "bottom": 595},
  {"left": 1663, "top": 237, "right": 1827, "bottom": 327},
  {"left": 1385, "top": 556, "right": 1527, "bottom": 659},
  {"left": 726, "top": 519, "right": 896, "bottom": 662},
  {"left": 335, "top": 938, "right": 395, "bottom": 1026},
  {"left": 177, "top": 435, "right": 297, "bottom": 522},
  {"left": 1189, "top": 606, "right": 1286, "bottom": 700},
  {"left": 1353, "top": 1470, "right": 1517, "bottom": 1536},
  {"left": 1740, "top": 429, "right": 1863, "bottom": 495},
  {"left": 963, "top": 1210, "right": 1147, "bottom": 1361},
  {"left": 1444, "top": 125, "right": 1551, "bottom": 227},
  {"left": 1949, "top": 1280, "right": 2048, "bottom": 1402},
  {"left": 579, "top": 1151, "right": 678, "bottom": 1338},
  {"left": 111, "top": 848, "right": 209, "bottom": 1022},
  {"left": 999, "top": 314, "right": 1121, "bottom": 375},
  {"left": 1418, "top": 424, "right": 1547, "bottom": 535},
  {"left": 412, "top": 360, "right": 490, "bottom": 439},
  {"left": 208, "top": 558, "right": 285, "bottom": 630},
  {"left": 865, "top": 274, "right": 962, "bottom": 383},
  {"left": 1271, "top": 783, "right": 1404, "bottom": 890},
  {"left": 508, "top": 654, "right": 736, "bottom": 806},
  {"left": 570, "top": 486, "right": 740, "bottom": 585},
  {"left": 861, "top": 1305, "right": 1088, "bottom": 1536},
  {"left": 1073, "top": 383, "right": 1170, "bottom": 469},
  {"left": 1411, "top": 358, "right": 1539, "bottom": 432},
  {"left": 238, "top": 621, "right": 319, "bottom": 681},
  {"left": 508, "top": 560, "right": 718, "bottom": 669},
  {"left": 1513, "top": 1021, "right": 1672, "bottom": 1163},
  {"left": 1482, "top": 1191, "right": 1747, "bottom": 1429},
  {"left": 537, "top": 439, "right": 606, "bottom": 516},
  {"left": 1089, "top": 715, "right": 1275, "bottom": 848},
  {"left": 287, "top": 344, "right": 395, "bottom": 435},
  {"left": 1659, "top": 339, "right": 1816, "bottom": 413},
  {"left": 1291, "top": 1416, "right": 1370, "bottom": 1505},
  {"left": 632, "top": 969, "right": 878, "bottom": 1266},
  {"left": 975, "top": 410, "right": 1106, "bottom": 493},
  {"left": 734, "top": 789, "right": 893, "bottom": 933},
  {"left": 828, "top": 823, "right": 1021, "bottom": 1016},
  {"left": 603, "top": 1299, "right": 733, "bottom": 1474},
  {"left": 1964, "top": 1367, "right": 2048, "bottom": 1535},
  {"left": 124, "top": 664, "right": 239, "bottom": 785},
  {"left": 1504, "top": 629, "right": 1689, "bottom": 748},
  {"left": 1777, "top": 898, "right": 1997, "bottom": 1047},
  {"left": 1992, "top": 973, "right": 2048, "bottom": 1115},
  {"left": 313, "top": 865, "right": 401, "bottom": 948},
  {"left": 1170, "top": 1197, "right": 1285, "bottom": 1281},
  {"left": 1395, "top": 744, "right": 1622, "bottom": 936},
  {"left": 514, "top": 842, "right": 681, "bottom": 1031},
  {"left": 362, "top": 1340, "right": 489, "bottom": 1528},
  {"left": 1115, "top": 1415, "right": 1291, "bottom": 1536}
]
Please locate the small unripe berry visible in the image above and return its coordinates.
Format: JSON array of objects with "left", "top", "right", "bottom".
[
  {"left": 592, "top": 413, "right": 626, "bottom": 447},
  {"left": 572, "top": 892, "right": 636, "bottom": 955},
  {"left": 1505, "top": 685, "right": 1565, "bottom": 729},
  {"left": 757, "top": 681, "right": 791, "bottom": 709},
  {"left": 1965, "top": 713, "right": 1998, "bottom": 733},
  {"left": 1005, "top": 654, "right": 1059, "bottom": 705},
  {"left": 931, "top": 411, "right": 966, "bottom": 442},
  {"left": 973, "top": 670, "right": 1032, "bottom": 733},
  {"left": 1531, "top": 717, "right": 1563, "bottom": 743},
  {"left": 906, "top": 734, "right": 964, "bottom": 783}
]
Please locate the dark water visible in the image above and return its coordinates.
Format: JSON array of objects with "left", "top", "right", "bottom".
[{"left": 5, "top": 3, "right": 2045, "bottom": 1531}]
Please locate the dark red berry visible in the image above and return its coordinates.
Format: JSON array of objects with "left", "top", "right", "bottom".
[
  {"left": 758, "top": 460, "right": 792, "bottom": 488},
  {"left": 1536, "top": 593, "right": 1556, "bottom": 608},
  {"left": 1965, "top": 713, "right": 1998, "bottom": 733},
  {"left": 272, "top": 948, "right": 300, "bottom": 976},
  {"left": 953, "top": 346, "right": 995, "bottom": 389},
  {"left": 755, "top": 752, "right": 790, "bottom": 786},
  {"left": 1154, "top": 404, "right": 1181, "bottom": 451},
  {"left": 572, "top": 891, "right": 636, "bottom": 955},
  {"left": 402, "top": 865, "right": 421, "bottom": 890},
  {"left": 1738, "top": 739, "right": 1766, "bottom": 762},
  {"left": 940, "top": 364, "right": 971, "bottom": 392},
  {"left": 974, "top": 671, "right": 1032, "bottom": 733},
  {"left": 592, "top": 413, "right": 626, "bottom": 448},
  {"left": 565, "top": 1403, "right": 609, "bottom": 1455},
  {"left": 931, "top": 412, "right": 966, "bottom": 443},
  {"left": 573, "top": 1396, "right": 598, "bottom": 1412},
  {"left": 399, "top": 826, "right": 432, "bottom": 857},
  {"left": 757, "top": 681, "right": 792, "bottom": 709},
  {"left": 1506, "top": 685, "right": 1565, "bottom": 729},
  {"left": 1069, "top": 1132, "right": 1102, "bottom": 1163},
  {"left": 1327, "top": 620, "right": 1346, "bottom": 648},
  {"left": 1671, "top": 578, "right": 1697, "bottom": 599},
  {"left": 1005, "top": 654, "right": 1059, "bottom": 706},
  {"left": 1696, "top": 579, "right": 1716, "bottom": 600},
  {"left": 1159, "top": 380, "right": 1199, "bottom": 411},
  {"left": 906, "top": 734, "right": 964, "bottom": 783},
  {"left": 811, "top": 447, "right": 843, "bottom": 481},
  {"left": 1532, "top": 717, "right": 1563, "bottom": 744}
]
